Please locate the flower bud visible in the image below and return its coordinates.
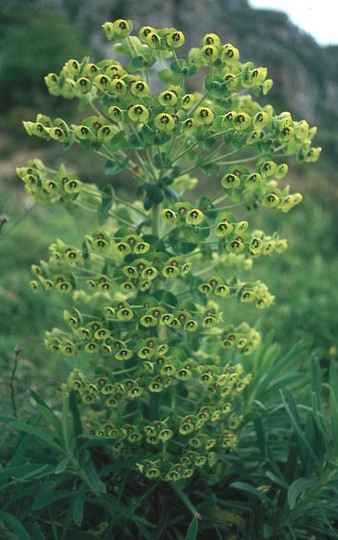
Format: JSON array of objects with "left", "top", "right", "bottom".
[{"left": 112, "top": 19, "right": 133, "bottom": 37}]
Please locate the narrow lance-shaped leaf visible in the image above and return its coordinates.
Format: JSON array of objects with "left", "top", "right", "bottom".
[
  {"left": 9, "top": 421, "right": 65, "bottom": 454},
  {"left": 0, "top": 510, "right": 31, "bottom": 540},
  {"left": 287, "top": 477, "right": 316, "bottom": 510}
]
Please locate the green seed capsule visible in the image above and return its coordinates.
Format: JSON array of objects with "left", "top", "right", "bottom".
[
  {"left": 128, "top": 104, "right": 149, "bottom": 122},
  {"left": 94, "top": 74, "right": 111, "bottom": 90},
  {"left": 181, "top": 93, "right": 195, "bottom": 108},
  {"left": 65, "top": 59, "right": 80, "bottom": 75},
  {"left": 233, "top": 112, "right": 251, "bottom": 131},
  {"left": 194, "top": 106, "right": 214, "bottom": 125},
  {"left": 112, "top": 19, "right": 133, "bottom": 37},
  {"left": 154, "top": 113, "right": 175, "bottom": 131},
  {"left": 181, "top": 118, "right": 196, "bottom": 133},
  {"left": 160, "top": 208, "right": 177, "bottom": 224},
  {"left": 222, "top": 44, "right": 240, "bottom": 63},
  {"left": 102, "top": 22, "right": 115, "bottom": 40},
  {"left": 158, "top": 90, "right": 178, "bottom": 106},
  {"left": 146, "top": 31, "right": 161, "bottom": 49},
  {"left": 201, "top": 33, "right": 221, "bottom": 47},
  {"left": 130, "top": 80, "right": 150, "bottom": 97},
  {"left": 167, "top": 30, "right": 185, "bottom": 48},
  {"left": 76, "top": 77, "right": 92, "bottom": 93},
  {"left": 97, "top": 125, "right": 116, "bottom": 141},
  {"left": 111, "top": 78, "right": 127, "bottom": 96},
  {"left": 261, "top": 192, "right": 280, "bottom": 208},
  {"left": 108, "top": 106, "right": 124, "bottom": 122},
  {"left": 221, "top": 173, "right": 241, "bottom": 189},
  {"left": 186, "top": 208, "right": 204, "bottom": 225},
  {"left": 216, "top": 219, "right": 234, "bottom": 236},
  {"left": 201, "top": 44, "right": 219, "bottom": 63},
  {"left": 139, "top": 25, "right": 156, "bottom": 43}
]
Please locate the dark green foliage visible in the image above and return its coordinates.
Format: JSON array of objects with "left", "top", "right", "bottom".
[
  {"left": 0, "top": 9, "right": 87, "bottom": 111},
  {"left": 1, "top": 349, "right": 338, "bottom": 538}
]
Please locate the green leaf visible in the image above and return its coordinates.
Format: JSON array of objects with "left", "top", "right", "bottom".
[
  {"left": 72, "top": 482, "right": 86, "bottom": 526},
  {"left": 127, "top": 55, "right": 157, "bottom": 72},
  {"left": 180, "top": 224, "right": 210, "bottom": 242},
  {"left": 54, "top": 457, "right": 71, "bottom": 474},
  {"left": 109, "top": 130, "right": 127, "bottom": 151},
  {"left": 154, "top": 152, "right": 172, "bottom": 169},
  {"left": 13, "top": 464, "right": 51, "bottom": 482},
  {"left": 0, "top": 463, "right": 52, "bottom": 484},
  {"left": 168, "top": 228, "right": 197, "bottom": 254},
  {"left": 98, "top": 184, "right": 115, "bottom": 225},
  {"left": 230, "top": 481, "right": 271, "bottom": 502},
  {"left": 328, "top": 360, "right": 338, "bottom": 399},
  {"left": 265, "top": 471, "right": 289, "bottom": 490},
  {"left": 158, "top": 68, "right": 182, "bottom": 84},
  {"left": 253, "top": 418, "right": 266, "bottom": 455},
  {"left": 25, "top": 523, "right": 46, "bottom": 540},
  {"left": 61, "top": 397, "right": 74, "bottom": 452},
  {"left": 64, "top": 531, "right": 100, "bottom": 540},
  {"left": 326, "top": 364, "right": 338, "bottom": 455},
  {"left": 104, "top": 155, "right": 129, "bottom": 175},
  {"left": 310, "top": 357, "right": 322, "bottom": 409},
  {"left": 69, "top": 390, "right": 83, "bottom": 441},
  {"left": 32, "top": 489, "right": 74, "bottom": 510},
  {"left": 9, "top": 421, "right": 65, "bottom": 454},
  {"left": 201, "top": 136, "right": 216, "bottom": 149},
  {"left": 0, "top": 511, "right": 30, "bottom": 540},
  {"left": 282, "top": 391, "right": 318, "bottom": 468},
  {"left": 185, "top": 516, "right": 199, "bottom": 540},
  {"left": 83, "top": 464, "right": 106, "bottom": 493},
  {"left": 287, "top": 477, "right": 315, "bottom": 510},
  {"left": 7, "top": 431, "right": 35, "bottom": 468},
  {"left": 34, "top": 403, "right": 63, "bottom": 442}
]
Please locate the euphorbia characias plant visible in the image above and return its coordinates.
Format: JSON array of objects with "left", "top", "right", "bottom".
[{"left": 17, "top": 19, "right": 320, "bottom": 484}]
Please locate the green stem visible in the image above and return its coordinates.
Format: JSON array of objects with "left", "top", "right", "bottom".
[
  {"left": 190, "top": 91, "right": 209, "bottom": 116},
  {"left": 151, "top": 203, "right": 160, "bottom": 238},
  {"left": 203, "top": 152, "right": 259, "bottom": 168},
  {"left": 111, "top": 366, "right": 139, "bottom": 377},
  {"left": 115, "top": 196, "right": 149, "bottom": 218},
  {"left": 171, "top": 140, "right": 200, "bottom": 165},
  {"left": 149, "top": 203, "right": 161, "bottom": 421},
  {"left": 124, "top": 35, "right": 139, "bottom": 57},
  {"left": 216, "top": 201, "right": 247, "bottom": 211},
  {"left": 170, "top": 483, "right": 201, "bottom": 519},
  {"left": 76, "top": 200, "right": 133, "bottom": 227}
]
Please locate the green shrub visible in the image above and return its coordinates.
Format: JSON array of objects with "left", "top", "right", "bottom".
[{"left": 1, "top": 18, "right": 327, "bottom": 538}]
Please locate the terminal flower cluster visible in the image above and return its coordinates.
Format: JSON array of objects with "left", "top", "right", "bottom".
[{"left": 17, "top": 19, "right": 320, "bottom": 483}]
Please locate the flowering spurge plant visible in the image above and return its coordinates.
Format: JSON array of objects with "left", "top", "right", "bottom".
[{"left": 17, "top": 19, "right": 320, "bottom": 484}]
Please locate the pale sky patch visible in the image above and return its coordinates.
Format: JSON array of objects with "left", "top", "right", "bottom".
[{"left": 248, "top": 0, "right": 338, "bottom": 46}]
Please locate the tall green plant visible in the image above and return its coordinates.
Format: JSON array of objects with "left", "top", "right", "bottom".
[{"left": 15, "top": 16, "right": 320, "bottom": 513}]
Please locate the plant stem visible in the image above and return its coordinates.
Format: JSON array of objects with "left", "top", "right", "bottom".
[
  {"left": 9, "top": 345, "right": 21, "bottom": 417},
  {"left": 146, "top": 203, "right": 162, "bottom": 420},
  {"left": 151, "top": 202, "right": 160, "bottom": 238},
  {"left": 170, "top": 483, "right": 201, "bottom": 519}
]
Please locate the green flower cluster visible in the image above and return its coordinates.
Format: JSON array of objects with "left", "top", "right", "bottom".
[
  {"left": 58, "top": 352, "right": 251, "bottom": 483},
  {"left": 17, "top": 20, "right": 320, "bottom": 483}
]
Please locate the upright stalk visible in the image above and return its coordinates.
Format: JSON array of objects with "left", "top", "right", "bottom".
[{"left": 149, "top": 202, "right": 160, "bottom": 420}]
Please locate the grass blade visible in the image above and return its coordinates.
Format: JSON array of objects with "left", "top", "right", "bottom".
[
  {"left": 72, "top": 482, "right": 86, "bottom": 526},
  {"left": 9, "top": 421, "right": 64, "bottom": 454},
  {"left": 185, "top": 516, "right": 199, "bottom": 540},
  {"left": 230, "top": 481, "right": 271, "bottom": 503},
  {"left": 0, "top": 510, "right": 30, "bottom": 540}
]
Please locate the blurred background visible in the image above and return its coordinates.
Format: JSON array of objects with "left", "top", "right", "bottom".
[{"left": 0, "top": 0, "right": 337, "bottom": 390}]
